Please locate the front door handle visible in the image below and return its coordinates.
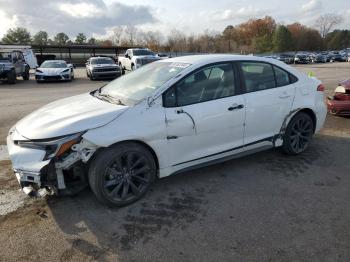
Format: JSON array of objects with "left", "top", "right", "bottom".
[{"left": 228, "top": 104, "right": 244, "bottom": 111}]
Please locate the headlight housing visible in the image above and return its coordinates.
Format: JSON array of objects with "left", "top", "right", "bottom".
[
  {"left": 36, "top": 69, "right": 43, "bottom": 73},
  {"left": 15, "top": 132, "right": 83, "bottom": 160},
  {"left": 61, "top": 68, "right": 70, "bottom": 74}
]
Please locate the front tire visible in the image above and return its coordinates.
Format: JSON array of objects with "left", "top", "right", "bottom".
[
  {"left": 88, "top": 142, "right": 156, "bottom": 207},
  {"left": 282, "top": 112, "right": 314, "bottom": 155},
  {"left": 23, "top": 67, "right": 30, "bottom": 80},
  {"left": 7, "top": 70, "right": 16, "bottom": 84}
]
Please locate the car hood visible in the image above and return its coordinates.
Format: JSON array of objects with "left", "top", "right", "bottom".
[
  {"left": 37, "top": 68, "right": 69, "bottom": 75},
  {"left": 15, "top": 93, "right": 128, "bottom": 140},
  {"left": 91, "top": 64, "right": 118, "bottom": 68},
  {"left": 136, "top": 55, "right": 160, "bottom": 60}
]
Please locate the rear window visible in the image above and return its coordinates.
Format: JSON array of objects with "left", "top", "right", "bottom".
[
  {"left": 274, "top": 66, "right": 290, "bottom": 87},
  {"left": 91, "top": 58, "right": 114, "bottom": 65}
]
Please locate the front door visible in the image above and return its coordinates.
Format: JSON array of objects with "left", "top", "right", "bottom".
[{"left": 163, "top": 63, "right": 246, "bottom": 167}]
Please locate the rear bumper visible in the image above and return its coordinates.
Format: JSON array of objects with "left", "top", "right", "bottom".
[
  {"left": 327, "top": 99, "right": 350, "bottom": 116},
  {"left": 315, "top": 93, "right": 327, "bottom": 133}
]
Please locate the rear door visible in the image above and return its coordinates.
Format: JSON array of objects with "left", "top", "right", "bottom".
[
  {"left": 163, "top": 63, "right": 246, "bottom": 167},
  {"left": 239, "top": 61, "right": 296, "bottom": 144}
]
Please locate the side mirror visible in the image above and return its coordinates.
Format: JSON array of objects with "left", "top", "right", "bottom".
[{"left": 125, "top": 53, "right": 129, "bottom": 58}]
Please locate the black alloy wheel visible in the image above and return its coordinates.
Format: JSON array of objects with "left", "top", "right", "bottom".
[
  {"left": 89, "top": 142, "right": 156, "bottom": 207},
  {"left": 283, "top": 112, "right": 314, "bottom": 155}
]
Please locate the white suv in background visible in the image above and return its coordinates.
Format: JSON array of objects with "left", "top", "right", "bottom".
[{"left": 7, "top": 55, "right": 326, "bottom": 206}]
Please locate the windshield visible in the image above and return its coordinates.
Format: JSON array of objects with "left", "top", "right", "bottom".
[
  {"left": 133, "top": 49, "right": 155, "bottom": 56},
  {"left": 91, "top": 58, "right": 114, "bottom": 65},
  {"left": 41, "top": 61, "right": 67, "bottom": 68},
  {"left": 101, "top": 61, "right": 190, "bottom": 103},
  {"left": 0, "top": 52, "right": 11, "bottom": 61}
]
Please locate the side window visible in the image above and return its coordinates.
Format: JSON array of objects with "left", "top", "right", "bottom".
[
  {"left": 175, "top": 63, "right": 236, "bottom": 106},
  {"left": 240, "top": 62, "right": 275, "bottom": 92},
  {"left": 163, "top": 86, "right": 176, "bottom": 107},
  {"left": 274, "top": 66, "right": 290, "bottom": 87},
  {"left": 289, "top": 74, "right": 298, "bottom": 84},
  {"left": 163, "top": 64, "right": 236, "bottom": 107}
]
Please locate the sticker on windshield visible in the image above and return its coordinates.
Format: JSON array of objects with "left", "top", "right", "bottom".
[{"left": 169, "top": 62, "right": 191, "bottom": 68}]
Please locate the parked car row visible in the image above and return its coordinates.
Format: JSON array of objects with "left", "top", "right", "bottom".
[{"left": 268, "top": 50, "right": 350, "bottom": 65}]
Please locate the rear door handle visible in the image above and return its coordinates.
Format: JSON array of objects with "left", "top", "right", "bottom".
[{"left": 228, "top": 104, "right": 244, "bottom": 111}]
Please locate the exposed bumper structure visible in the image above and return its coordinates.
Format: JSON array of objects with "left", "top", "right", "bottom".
[{"left": 7, "top": 129, "right": 98, "bottom": 196}]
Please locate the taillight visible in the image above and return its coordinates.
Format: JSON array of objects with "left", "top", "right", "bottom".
[{"left": 317, "top": 84, "right": 325, "bottom": 92}]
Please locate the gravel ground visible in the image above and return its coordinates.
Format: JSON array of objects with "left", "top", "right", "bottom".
[{"left": 0, "top": 63, "right": 349, "bottom": 262}]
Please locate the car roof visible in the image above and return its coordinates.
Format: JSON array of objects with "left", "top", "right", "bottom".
[
  {"left": 161, "top": 54, "right": 283, "bottom": 66},
  {"left": 156, "top": 54, "right": 303, "bottom": 81}
]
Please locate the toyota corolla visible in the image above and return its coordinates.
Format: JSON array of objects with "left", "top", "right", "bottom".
[{"left": 7, "top": 55, "right": 326, "bottom": 206}]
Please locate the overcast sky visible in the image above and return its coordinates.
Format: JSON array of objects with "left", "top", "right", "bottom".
[{"left": 0, "top": 0, "right": 349, "bottom": 39}]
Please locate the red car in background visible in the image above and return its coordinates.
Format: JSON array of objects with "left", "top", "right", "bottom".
[{"left": 327, "top": 79, "right": 350, "bottom": 116}]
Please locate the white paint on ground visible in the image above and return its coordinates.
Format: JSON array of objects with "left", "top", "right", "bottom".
[
  {"left": 0, "top": 145, "right": 9, "bottom": 161},
  {"left": 0, "top": 189, "right": 26, "bottom": 216}
]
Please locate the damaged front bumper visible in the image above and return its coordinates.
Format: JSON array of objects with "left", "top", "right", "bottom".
[{"left": 7, "top": 128, "right": 97, "bottom": 196}]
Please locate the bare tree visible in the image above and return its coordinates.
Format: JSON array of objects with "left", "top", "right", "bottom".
[
  {"left": 112, "top": 26, "right": 123, "bottom": 45},
  {"left": 124, "top": 25, "right": 138, "bottom": 45},
  {"left": 143, "top": 31, "right": 163, "bottom": 52},
  {"left": 167, "top": 29, "right": 187, "bottom": 53},
  {"left": 315, "top": 13, "right": 343, "bottom": 38}
]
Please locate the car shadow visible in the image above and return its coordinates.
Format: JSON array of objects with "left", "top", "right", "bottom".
[{"left": 47, "top": 134, "right": 350, "bottom": 261}]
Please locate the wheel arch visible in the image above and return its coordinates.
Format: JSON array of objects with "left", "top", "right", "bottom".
[
  {"left": 90, "top": 139, "right": 160, "bottom": 171},
  {"left": 279, "top": 107, "right": 317, "bottom": 137}
]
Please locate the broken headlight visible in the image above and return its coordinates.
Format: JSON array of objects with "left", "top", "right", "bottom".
[{"left": 15, "top": 132, "right": 83, "bottom": 160}]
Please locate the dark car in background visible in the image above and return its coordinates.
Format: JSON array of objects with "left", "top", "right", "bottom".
[
  {"left": 86, "top": 57, "right": 122, "bottom": 80},
  {"left": 329, "top": 52, "right": 347, "bottom": 62},
  {"left": 0, "top": 50, "right": 30, "bottom": 84},
  {"left": 276, "top": 54, "right": 294, "bottom": 64},
  {"left": 310, "top": 53, "right": 327, "bottom": 63},
  {"left": 294, "top": 54, "right": 310, "bottom": 64}
]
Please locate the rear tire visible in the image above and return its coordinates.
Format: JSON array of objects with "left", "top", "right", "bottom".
[
  {"left": 282, "top": 112, "right": 314, "bottom": 155},
  {"left": 7, "top": 70, "right": 16, "bottom": 84},
  {"left": 88, "top": 142, "right": 156, "bottom": 207}
]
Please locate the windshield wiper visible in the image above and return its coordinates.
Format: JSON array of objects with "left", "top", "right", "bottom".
[{"left": 95, "top": 92, "right": 126, "bottom": 105}]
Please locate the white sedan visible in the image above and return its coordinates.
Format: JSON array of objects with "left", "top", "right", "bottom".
[
  {"left": 7, "top": 55, "right": 326, "bottom": 206},
  {"left": 35, "top": 60, "right": 74, "bottom": 82}
]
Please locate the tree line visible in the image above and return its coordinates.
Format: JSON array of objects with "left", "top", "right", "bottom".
[{"left": 1, "top": 13, "right": 349, "bottom": 54}]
